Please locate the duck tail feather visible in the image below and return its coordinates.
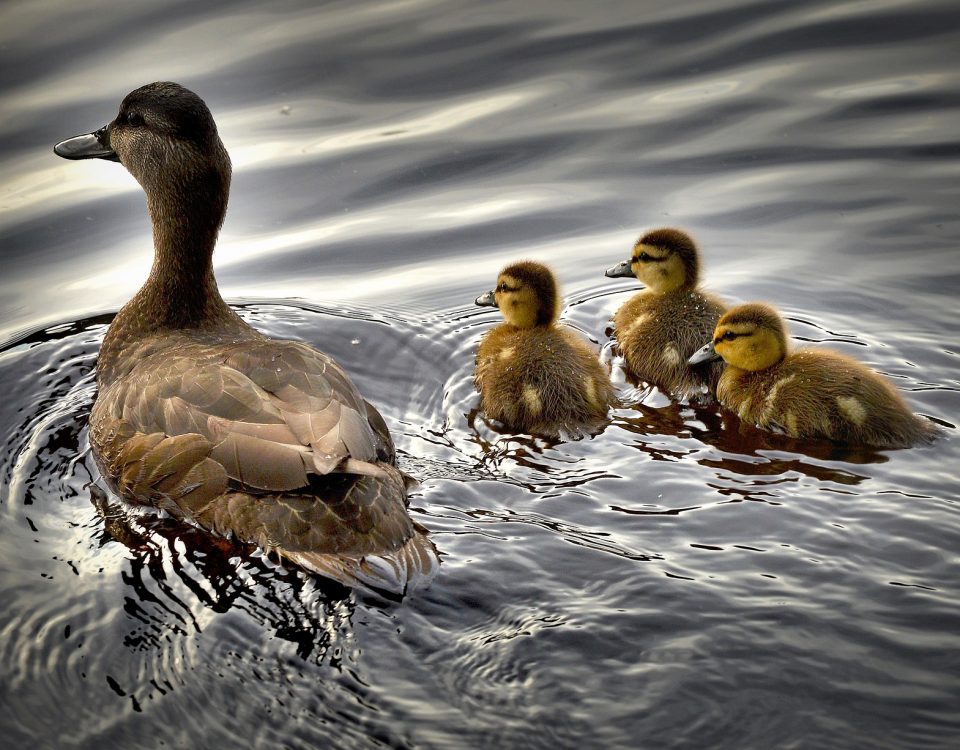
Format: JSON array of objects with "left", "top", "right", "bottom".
[{"left": 282, "top": 529, "right": 439, "bottom": 598}]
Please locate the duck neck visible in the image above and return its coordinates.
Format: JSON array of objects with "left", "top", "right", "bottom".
[{"left": 137, "top": 173, "right": 233, "bottom": 329}]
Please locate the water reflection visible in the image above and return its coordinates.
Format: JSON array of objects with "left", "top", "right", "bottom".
[{"left": 92, "top": 487, "right": 357, "bottom": 661}]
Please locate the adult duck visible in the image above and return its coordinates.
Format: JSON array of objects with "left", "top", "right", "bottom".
[{"left": 55, "top": 82, "right": 438, "bottom": 595}]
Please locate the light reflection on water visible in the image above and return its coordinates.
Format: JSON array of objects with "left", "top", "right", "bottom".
[{"left": 1, "top": 0, "right": 959, "bottom": 748}]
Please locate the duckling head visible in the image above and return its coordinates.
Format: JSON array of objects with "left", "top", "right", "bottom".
[
  {"left": 475, "top": 261, "right": 559, "bottom": 328},
  {"left": 55, "top": 82, "right": 231, "bottom": 230},
  {"left": 605, "top": 228, "right": 700, "bottom": 293},
  {"left": 689, "top": 302, "right": 788, "bottom": 371}
]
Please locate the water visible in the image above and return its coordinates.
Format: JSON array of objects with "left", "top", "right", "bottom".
[{"left": 2, "top": 0, "right": 959, "bottom": 747}]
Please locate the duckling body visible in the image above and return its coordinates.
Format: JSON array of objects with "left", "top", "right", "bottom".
[
  {"left": 475, "top": 261, "right": 615, "bottom": 436},
  {"left": 55, "top": 82, "right": 437, "bottom": 594},
  {"left": 689, "top": 303, "right": 938, "bottom": 448},
  {"left": 606, "top": 229, "right": 726, "bottom": 399}
]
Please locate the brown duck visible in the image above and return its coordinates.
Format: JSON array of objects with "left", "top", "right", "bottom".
[
  {"left": 54, "top": 82, "right": 438, "bottom": 595},
  {"left": 474, "top": 261, "right": 616, "bottom": 436},
  {"left": 605, "top": 228, "right": 726, "bottom": 399},
  {"left": 689, "top": 302, "right": 940, "bottom": 448}
]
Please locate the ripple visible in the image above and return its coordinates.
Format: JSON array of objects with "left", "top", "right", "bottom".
[{"left": 4, "top": 0, "right": 960, "bottom": 747}]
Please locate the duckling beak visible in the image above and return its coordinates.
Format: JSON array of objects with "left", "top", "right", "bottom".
[
  {"left": 605, "top": 260, "right": 634, "bottom": 279},
  {"left": 475, "top": 290, "right": 498, "bottom": 308},
  {"left": 688, "top": 341, "right": 720, "bottom": 365},
  {"left": 54, "top": 125, "right": 120, "bottom": 162}
]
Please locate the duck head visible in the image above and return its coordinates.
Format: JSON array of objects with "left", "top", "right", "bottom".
[
  {"left": 476, "top": 261, "right": 559, "bottom": 329},
  {"left": 605, "top": 228, "right": 700, "bottom": 293},
  {"left": 689, "top": 302, "right": 788, "bottom": 371},
  {"left": 54, "top": 82, "right": 231, "bottom": 231}
]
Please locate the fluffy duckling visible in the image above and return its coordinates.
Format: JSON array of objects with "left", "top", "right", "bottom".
[
  {"left": 689, "top": 303, "right": 939, "bottom": 448},
  {"left": 54, "top": 82, "right": 438, "bottom": 595},
  {"left": 474, "top": 261, "right": 616, "bottom": 436},
  {"left": 605, "top": 228, "right": 726, "bottom": 399}
]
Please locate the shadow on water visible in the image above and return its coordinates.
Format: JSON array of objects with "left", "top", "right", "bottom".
[{"left": 90, "top": 485, "right": 357, "bottom": 663}]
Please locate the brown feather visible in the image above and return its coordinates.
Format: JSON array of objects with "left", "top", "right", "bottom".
[
  {"left": 610, "top": 228, "right": 726, "bottom": 398},
  {"left": 710, "top": 304, "right": 940, "bottom": 448},
  {"left": 475, "top": 262, "right": 616, "bottom": 436},
  {"left": 613, "top": 288, "right": 726, "bottom": 398}
]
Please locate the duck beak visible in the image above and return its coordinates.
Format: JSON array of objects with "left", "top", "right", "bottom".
[
  {"left": 605, "top": 260, "right": 634, "bottom": 279},
  {"left": 475, "top": 290, "right": 497, "bottom": 308},
  {"left": 688, "top": 341, "right": 720, "bottom": 365},
  {"left": 54, "top": 125, "right": 120, "bottom": 162}
]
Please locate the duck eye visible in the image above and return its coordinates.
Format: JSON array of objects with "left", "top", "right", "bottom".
[
  {"left": 635, "top": 253, "right": 650, "bottom": 262},
  {"left": 125, "top": 111, "right": 144, "bottom": 127},
  {"left": 722, "top": 331, "right": 737, "bottom": 341}
]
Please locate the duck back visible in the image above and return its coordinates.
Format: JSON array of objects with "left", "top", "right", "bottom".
[
  {"left": 718, "top": 348, "right": 938, "bottom": 448},
  {"left": 89, "top": 324, "right": 437, "bottom": 595},
  {"left": 476, "top": 325, "right": 614, "bottom": 436},
  {"left": 614, "top": 289, "right": 725, "bottom": 398}
]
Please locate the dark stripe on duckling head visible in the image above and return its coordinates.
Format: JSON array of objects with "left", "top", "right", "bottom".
[
  {"left": 499, "top": 260, "right": 559, "bottom": 327},
  {"left": 717, "top": 303, "right": 786, "bottom": 339},
  {"left": 636, "top": 228, "right": 700, "bottom": 286}
]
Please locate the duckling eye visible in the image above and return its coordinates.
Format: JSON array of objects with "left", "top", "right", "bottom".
[
  {"left": 722, "top": 331, "right": 738, "bottom": 341},
  {"left": 125, "top": 111, "right": 144, "bottom": 127},
  {"left": 634, "top": 253, "right": 650, "bottom": 262}
]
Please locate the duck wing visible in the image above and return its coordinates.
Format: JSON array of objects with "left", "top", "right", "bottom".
[
  {"left": 91, "top": 337, "right": 437, "bottom": 594},
  {"left": 98, "top": 338, "right": 392, "bottom": 491},
  {"left": 90, "top": 411, "right": 436, "bottom": 595}
]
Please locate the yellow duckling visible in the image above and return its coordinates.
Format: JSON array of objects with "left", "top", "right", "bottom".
[
  {"left": 475, "top": 261, "right": 615, "bottom": 436},
  {"left": 689, "top": 303, "right": 939, "bottom": 448},
  {"left": 605, "top": 228, "right": 727, "bottom": 399}
]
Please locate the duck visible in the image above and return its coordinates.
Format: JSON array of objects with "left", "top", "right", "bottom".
[
  {"left": 688, "top": 302, "right": 939, "bottom": 448},
  {"left": 605, "top": 228, "right": 727, "bottom": 399},
  {"left": 53, "top": 82, "right": 438, "bottom": 595},
  {"left": 474, "top": 261, "right": 616, "bottom": 436}
]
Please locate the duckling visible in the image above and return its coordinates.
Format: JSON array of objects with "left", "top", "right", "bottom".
[
  {"left": 605, "top": 228, "right": 726, "bottom": 399},
  {"left": 474, "top": 261, "right": 616, "bottom": 436},
  {"left": 54, "top": 82, "right": 438, "bottom": 595},
  {"left": 688, "top": 302, "right": 939, "bottom": 448}
]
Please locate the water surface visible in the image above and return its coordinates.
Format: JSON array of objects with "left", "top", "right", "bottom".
[{"left": 1, "top": 1, "right": 959, "bottom": 748}]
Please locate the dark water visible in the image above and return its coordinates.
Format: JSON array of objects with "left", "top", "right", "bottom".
[{"left": 2, "top": 1, "right": 959, "bottom": 747}]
